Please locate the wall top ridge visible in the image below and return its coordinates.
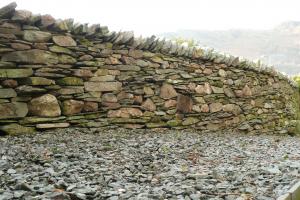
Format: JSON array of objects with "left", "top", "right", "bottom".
[{"left": 0, "top": 2, "right": 297, "bottom": 88}]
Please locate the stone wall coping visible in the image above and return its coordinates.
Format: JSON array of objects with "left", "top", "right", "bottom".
[{"left": 0, "top": 2, "right": 297, "bottom": 88}]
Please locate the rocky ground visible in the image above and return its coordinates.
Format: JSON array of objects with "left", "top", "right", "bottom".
[{"left": 0, "top": 128, "right": 299, "bottom": 200}]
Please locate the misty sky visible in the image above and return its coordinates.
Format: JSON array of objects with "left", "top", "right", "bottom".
[{"left": 1, "top": 0, "right": 300, "bottom": 36}]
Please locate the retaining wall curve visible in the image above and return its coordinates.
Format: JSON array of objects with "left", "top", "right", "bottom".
[{"left": 0, "top": 2, "right": 299, "bottom": 135}]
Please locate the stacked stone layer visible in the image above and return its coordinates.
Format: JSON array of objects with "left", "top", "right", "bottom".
[{"left": 0, "top": 2, "right": 299, "bottom": 135}]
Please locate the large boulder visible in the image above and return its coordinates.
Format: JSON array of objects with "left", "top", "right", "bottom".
[
  {"left": 1, "top": 49, "right": 58, "bottom": 64},
  {"left": 28, "top": 94, "right": 61, "bottom": 117}
]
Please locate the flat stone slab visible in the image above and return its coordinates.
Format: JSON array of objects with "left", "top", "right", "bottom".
[
  {"left": 36, "top": 123, "right": 70, "bottom": 129},
  {"left": 0, "top": 68, "right": 33, "bottom": 78}
]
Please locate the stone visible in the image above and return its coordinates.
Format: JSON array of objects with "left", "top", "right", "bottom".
[
  {"left": 59, "top": 54, "right": 76, "bottom": 64},
  {"left": 23, "top": 30, "right": 52, "bottom": 42},
  {"left": 136, "top": 59, "right": 148, "bottom": 67},
  {"left": 12, "top": 9, "right": 32, "bottom": 21},
  {"left": 164, "top": 99, "right": 177, "bottom": 108},
  {"left": 167, "top": 119, "right": 182, "bottom": 127},
  {"left": 176, "top": 95, "right": 193, "bottom": 113},
  {"left": 74, "top": 69, "right": 93, "bottom": 78},
  {"left": 242, "top": 84, "right": 252, "bottom": 96},
  {"left": 194, "top": 97, "right": 205, "bottom": 104},
  {"left": 0, "top": 47, "right": 14, "bottom": 53},
  {"left": 83, "top": 102, "right": 98, "bottom": 112},
  {"left": 0, "top": 2, "right": 17, "bottom": 19},
  {"left": 182, "top": 117, "right": 199, "bottom": 126},
  {"left": 39, "top": 14, "right": 56, "bottom": 27},
  {"left": 52, "top": 35, "right": 77, "bottom": 47},
  {"left": 128, "top": 50, "right": 143, "bottom": 58},
  {"left": 209, "top": 103, "right": 223, "bottom": 113},
  {"left": 28, "top": 94, "right": 61, "bottom": 117},
  {"left": 49, "top": 45, "right": 73, "bottom": 55},
  {"left": 0, "top": 123, "right": 35, "bottom": 135},
  {"left": 224, "top": 88, "right": 235, "bottom": 97},
  {"left": 144, "top": 86, "right": 154, "bottom": 96},
  {"left": 23, "top": 77, "right": 55, "bottom": 85},
  {"left": 84, "top": 82, "right": 122, "bottom": 92},
  {"left": 19, "top": 116, "right": 65, "bottom": 124},
  {"left": 133, "top": 95, "right": 143, "bottom": 104},
  {"left": 94, "top": 69, "right": 109, "bottom": 76},
  {"left": 203, "top": 68, "right": 213, "bottom": 75},
  {"left": 89, "top": 75, "right": 115, "bottom": 82},
  {"left": 218, "top": 69, "right": 227, "bottom": 77},
  {"left": 62, "top": 100, "right": 84, "bottom": 115},
  {"left": 102, "top": 102, "right": 121, "bottom": 109},
  {"left": 0, "top": 69, "right": 33, "bottom": 78},
  {"left": 105, "top": 57, "right": 121, "bottom": 65},
  {"left": 11, "top": 43, "right": 31, "bottom": 50},
  {"left": 222, "top": 104, "right": 242, "bottom": 115},
  {"left": 211, "top": 86, "right": 224, "bottom": 94},
  {"left": 57, "top": 87, "right": 84, "bottom": 95},
  {"left": 201, "top": 104, "right": 210, "bottom": 112},
  {"left": 0, "top": 102, "right": 28, "bottom": 119},
  {"left": 57, "top": 77, "right": 83, "bottom": 86},
  {"left": 235, "top": 90, "right": 243, "bottom": 97},
  {"left": 192, "top": 105, "right": 201, "bottom": 112},
  {"left": 107, "top": 108, "right": 143, "bottom": 118},
  {"left": 102, "top": 93, "right": 118, "bottom": 103},
  {"left": 2, "top": 79, "right": 18, "bottom": 88},
  {"left": 206, "top": 123, "right": 220, "bottom": 131},
  {"left": 141, "top": 98, "right": 156, "bottom": 111},
  {"left": 160, "top": 83, "right": 177, "bottom": 99},
  {"left": 15, "top": 85, "right": 47, "bottom": 94},
  {"left": 117, "top": 91, "right": 134, "bottom": 100},
  {"left": 79, "top": 55, "right": 93, "bottom": 61},
  {"left": 195, "top": 83, "right": 212, "bottom": 94},
  {"left": 0, "top": 88, "right": 17, "bottom": 98},
  {"left": 2, "top": 49, "right": 58, "bottom": 64},
  {"left": 33, "top": 43, "right": 47, "bottom": 50},
  {"left": 36, "top": 123, "right": 70, "bottom": 129},
  {"left": 0, "top": 61, "right": 16, "bottom": 68}
]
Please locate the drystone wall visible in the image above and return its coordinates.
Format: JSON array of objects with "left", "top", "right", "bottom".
[{"left": 0, "top": 2, "right": 299, "bottom": 135}]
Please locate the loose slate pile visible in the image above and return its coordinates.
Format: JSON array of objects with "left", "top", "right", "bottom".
[
  {"left": 0, "top": 2, "right": 299, "bottom": 135},
  {"left": 0, "top": 128, "right": 300, "bottom": 199}
]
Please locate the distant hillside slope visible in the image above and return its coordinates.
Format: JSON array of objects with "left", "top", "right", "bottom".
[{"left": 160, "top": 21, "right": 300, "bottom": 75}]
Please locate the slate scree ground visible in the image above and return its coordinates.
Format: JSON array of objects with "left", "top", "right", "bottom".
[{"left": 0, "top": 2, "right": 300, "bottom": 200}]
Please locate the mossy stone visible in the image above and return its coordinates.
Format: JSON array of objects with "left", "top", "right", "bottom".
[
  {"left": 0, "top": 123, "right": 35, "bottom": 135},
  {"left": 57, "top": 77, "right": 84, "bottom": 86}
]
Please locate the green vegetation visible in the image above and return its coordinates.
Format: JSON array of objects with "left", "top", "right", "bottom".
[{"left": 293, "top": 75, "right": 300, "bottom": 88}]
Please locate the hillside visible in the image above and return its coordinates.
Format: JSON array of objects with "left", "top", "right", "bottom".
[{"left": 160, "top": 21, "right": 300, "bottom": 75}]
